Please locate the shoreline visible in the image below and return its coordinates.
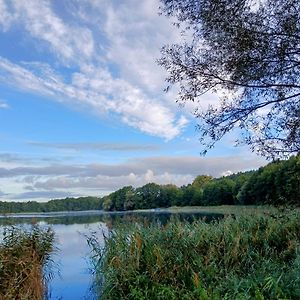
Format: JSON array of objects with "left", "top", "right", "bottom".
[{"left": 0, "top": 204, "right": 293, "bottom": 218}]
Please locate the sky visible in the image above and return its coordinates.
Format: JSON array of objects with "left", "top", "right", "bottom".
[{"left": 0, "top": 0, "right": 266, "bottom": 202}]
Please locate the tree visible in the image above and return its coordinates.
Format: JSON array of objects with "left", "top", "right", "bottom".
[
  {"left": 159, "top": 0, "right": 300, "bottom": 159},
  {"left": 136, "top": 183, "right": 163, "bottom": 209},
  {"left": 180, "top": 184, "right": 203, "bottom": 206},
  {"left": 202, "top": 178, "right": 235, "bottom": 205},
  {"left": 161, "top": 184, "right": 182, "bottom": 206},
  {"left": 109, "top": 186, "right": 133, "bottom": 211},
  {"left": 192, "top": 175, "right": 213, "bottom": 189},
  {"left": 237, "top": 155, "right": 300, "bottom": 205},
  {"left": 124, "top": 188, "right": 142, "bottom": 210},
  {"left": 102, "top": 196, "right": 113, "bottom": 211}
]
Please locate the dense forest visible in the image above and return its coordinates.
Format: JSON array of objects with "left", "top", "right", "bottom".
[{"left": 0, "top": 156, "right": 299, "bottom": 214}]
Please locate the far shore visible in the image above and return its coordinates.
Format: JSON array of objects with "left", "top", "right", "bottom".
[{"left": 1, "top": 204, "right": 295, "bottom": 218}]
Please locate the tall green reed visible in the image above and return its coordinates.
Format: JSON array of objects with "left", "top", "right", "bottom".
[{"left": 89, "top": 212, "right": 300, "bottom": 299}]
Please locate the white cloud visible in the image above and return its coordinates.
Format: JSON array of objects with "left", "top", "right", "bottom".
[
  {"left": 128, "top": 172, "right": 137, "bottom": 183},
  {"left": 0, "top": 0, "right": 190, "bottom": 139},
  {"left": 23, "top": 172, "right": 194, "bottom": 192},
  {"left": 221, "top": 170, "right": 233, "bottom": 177},
  {"left": 0, "top": 154, "right": 265, "bottom": 179},
  {"left": 0, "top": 0, "right": 16, "bottom": 31},
  {"left": 101, "top": 0, "right": 181, "bottom": 92},
  {"left": 0, "top": 58, "right": 56, "bottom": 96},
  {"left": 10, "top": 0, "right": 95, "bottom": 64},
  {"left": 0, "top": 190, "right": 7, "bottom": 197},
  {"left": 0, "top": 56, "right": 187, "bottom": 139},
  {"left": 28, "top": 141, "right": 160, "bottom": 152},
  {"left": 144, "top": 169, "right": 154, "bottom": 182},
  {"left": 0, "top": 99, "right": 8, "bottom": 109}
]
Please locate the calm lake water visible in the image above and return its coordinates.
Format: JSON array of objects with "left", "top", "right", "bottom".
[{"left": 0, "top": 210, "right": 223, "bottom": 300}]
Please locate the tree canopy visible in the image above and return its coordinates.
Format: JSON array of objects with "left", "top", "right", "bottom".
[{"left": 159, "top": 0, "right": 300, "bottom": 159}]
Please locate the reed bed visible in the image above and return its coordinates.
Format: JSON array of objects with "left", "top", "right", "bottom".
[
  {"left": 89, "top": 212, "right": 300, "bottom": 299},
  {"left": 0, "top": 226, "right": 54, "bottom": 300}
]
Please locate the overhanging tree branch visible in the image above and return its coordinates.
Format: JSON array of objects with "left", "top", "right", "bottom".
[{"left": 159, "top": 0, "right": 300, "bottom": 159}]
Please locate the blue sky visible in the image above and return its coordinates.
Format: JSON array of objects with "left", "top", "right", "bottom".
[{"left": 0, "top": 0, "right": 266, "bottom": 202}]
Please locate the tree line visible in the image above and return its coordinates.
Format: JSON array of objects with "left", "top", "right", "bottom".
[
  {"left": 102, "top": 155, "right": 299, "bottom": 211},
  {"left": 0, "top": 196, "right": 101, "bottom": 214},
  {"left": 0, "top": 156, "right": 298, "bottom": 214}
]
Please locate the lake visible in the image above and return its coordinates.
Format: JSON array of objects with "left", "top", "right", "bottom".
[{"left": 0, "top": 210, "right": 223, "bottom": 300}]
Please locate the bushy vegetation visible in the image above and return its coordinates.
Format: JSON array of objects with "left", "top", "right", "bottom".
[
  {"left": 89, "top": 211, "right": 300, "bottom": 299},
  {"left": 0, "top": 226, "right": 54, "bottom": 300}
]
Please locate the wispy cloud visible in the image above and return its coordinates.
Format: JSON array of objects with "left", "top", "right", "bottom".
[
  {"left": 12, "top": 0, "right": 95, "bottom": 64},
  {"left": 0, "top": 0, "right": 16, "bottom": 31},
  {"left": 0, "top": 190, "right": 8, "bottom": 198},
  {"left": 0, "top": 153, "right": 25, "bottom": 162},
  {"left": 0, "top": 57, "right": 188, "bottom": 139},
  {"left": 0, "top": 0, "right": 189, "bottom": 139},
  {"left": 29, "top": 141, "right": 160, "bottom": 152},
  {"left": 100, "top": 0, "right": 181, "bottom": 91},
  {"left": 0, "top": 99, "right": 9, "bottom": 109},
  {"left": 0, "top": 155, "right": 264, "bottom": 180},
  {"left": 31, "top": 172, "right": 194, "bottom": 192},
  {"left": 0, "top": 152, "right": 73, "bottom": 165}
]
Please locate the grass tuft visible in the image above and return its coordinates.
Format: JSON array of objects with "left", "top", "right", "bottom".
[{"left": 0, "top": 225, "right": 54, "bottom": 300}]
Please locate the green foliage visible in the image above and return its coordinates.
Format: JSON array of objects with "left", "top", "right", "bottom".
[
  {"left": 202, "top": 178, "right": 235, "bottom": 206},
  {"left": 0, "top": 226, "right": 55, "bottom": 300},
  {"left": 159, "top": 0, "right": 300, "bottom": 158},
  {"left": 89, "top": 212, "right": 300, "bottom": 299},
  {"left": 136, "top": 183, "right": 164, "bottom": 209},
  {"left": 161, "top": 184, "right": 183, "bottom": 207},
  {"left": 192, "top": 175, "right": 213, "bottom": 189},
  {"left": 181, "top": 184, "right": 203, "bottom": 206},
  {"left": 238, "top": 156, "right": 300, "bottom": 206},
  {"left": 44, "top": 196, "right": 102, "bottom": 212},
  {"left": 0, "top": 196, "right": 102, "bottom": 214}
]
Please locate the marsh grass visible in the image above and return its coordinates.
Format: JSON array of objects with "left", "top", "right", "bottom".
[
  {"left": 0, "top": 226, "right": 54, "bottom": 300},
  {"left": 89, "top": 212, "right": 300, "bottom": 299}
]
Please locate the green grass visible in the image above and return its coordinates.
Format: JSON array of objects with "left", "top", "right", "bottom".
[
  {"left": 0, "top": 226, "right": 54, "bottom": 300},
  {"left": 89, "top": 210, "right": 300, "bottom": 299}
]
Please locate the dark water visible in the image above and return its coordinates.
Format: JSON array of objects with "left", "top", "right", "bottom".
[{"left": 0, "top": 210, "right": 223, "bottom": 300}]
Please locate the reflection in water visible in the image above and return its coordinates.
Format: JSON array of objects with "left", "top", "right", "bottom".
[
  {"left": 48, "top": 222, "right": 109, "bottom": 300},
  {"left": 0, "top": 211, "right": 223, "bottom": 299},
  {"left": 0, "top": 211, "right": 223, "bottom": 226}
]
